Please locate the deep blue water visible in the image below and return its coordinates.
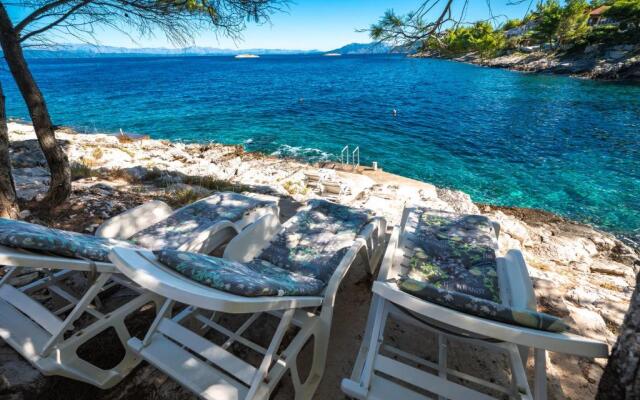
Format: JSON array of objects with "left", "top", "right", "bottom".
[{"left": 2, "top": 54, "right": 639, "bottom": 238}]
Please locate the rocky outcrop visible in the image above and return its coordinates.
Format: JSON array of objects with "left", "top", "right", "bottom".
[{"left": 415, "top": 44, "right": 640, "bottom": 82}]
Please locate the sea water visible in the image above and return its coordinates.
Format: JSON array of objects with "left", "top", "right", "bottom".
[{"left": 2, "top": 54, "right": 638, "bottom": 240}]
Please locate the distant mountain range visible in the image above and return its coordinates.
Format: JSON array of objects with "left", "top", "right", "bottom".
[
  {"left": 22, "top": 42, "right": 403, "bottom": 58},
  {"left": 328, "top": 42, "right": 400, "bottom": 55}
]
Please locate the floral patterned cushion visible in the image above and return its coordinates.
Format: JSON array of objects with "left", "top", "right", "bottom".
[
  {"left": 258, "top": 199, "right": 373, "bottom": 283},
  {"left": 155, "top": 249, "right": 326, "bottom": 297},
  {"left": 129, "top": 192, "right": 273, "bottom": 250},
  {"left": 398, "top": 208, "right": 568, "bottom": 333},
  {"left": 0, "top": 218, "right": 134, "bottom": 262},
  {"left": 399, "top": 279, "right": 569, "bottom": 332},
  {"left": 403, "top": 209, "right": 500, "bottom": 302}
]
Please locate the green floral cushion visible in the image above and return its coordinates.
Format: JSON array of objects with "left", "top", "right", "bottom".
[
  {"left": 130, "top": 192, "right": 273, "bottom": 250},
  {"left": 0, "top": 218, "right": 134, "bottom": 262},
  {"left": 404, "top": 209, "right": 500, "bottom": 302},
  {"left": 399, "top": 278, "right": 569, "bottom": 332},
  {"left": 258, "top": 199, "right": 373, "bottom": 283},
  {"left": 155, "top": 249, "right": 325, "bottom": 297},
  {"left": 398, "top": 208, "right": 569, "bottom": 333}
]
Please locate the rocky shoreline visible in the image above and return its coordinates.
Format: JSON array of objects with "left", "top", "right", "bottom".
[
  {"left": 413, "top": 43, "right": 640, "bottom": 81},
  {"left": 2, "top": 121, "right": 639, "bottom": 399}
]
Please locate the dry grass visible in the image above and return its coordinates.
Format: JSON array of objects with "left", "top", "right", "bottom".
[
  {"left": 71, "top": 161, "right": 99, "bottom": 180},
  {"left": 182, "top": 175, "right": 249, "bottom": 193},
  {"left": 92, "top": 147, "right": 104, "bottom": 160},
  {"left": 599, "top": 281, "right": 623, "bottom": 292},
  {"left": 102, "top": 168, "right": 139, "bottom": 183},
  {"left": 118, "top": 146, "right": 136, "bottom": 158},
  {"left": 282, "top": 180, "right": 308, "bottom": 195},
  {"left": 164, "top": 188, "right": 209, "bottom": 208}
]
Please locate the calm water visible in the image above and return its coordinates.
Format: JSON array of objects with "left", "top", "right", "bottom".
[{"left": 2, "top": 55, "right": 639, "bottom": 239}]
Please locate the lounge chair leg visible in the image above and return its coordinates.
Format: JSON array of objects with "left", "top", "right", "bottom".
[
  {"left": 246, "top": 308, "right": 295, "bottom": 400},
  {"left": 296, "top": 327, "right": 330, "bottom": 400},
  {"left": 534, "top": 349, "right": 547, "bottom": 400},
  {"left": 42, "top": 272, "right": 112, "bottom": 357},
  {"left": 0, "top": 266, "right": 17, "bottom": 286},
  {"left": 505, "top": 343, "right": 534, "bottom": 399},
  {"left": 518, "top": 345, "right": 530, "bottom": 370},
  {"left": 142, "top": 299, "right": 174, "bottom": 347},
  {"left": 359, "top": 296, "right": 388, "bottom": 391},
  {"left": 437, "top": 334, "right": 447, "bottom": 400}
]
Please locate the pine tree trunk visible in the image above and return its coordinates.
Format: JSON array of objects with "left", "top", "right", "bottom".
[
  {"left": 0, "top": 80, "right": 19, "bottom": 219},
  {"left": 0, "top": 4, "right": 71, "bottom": 209},
  {"left": 597, "top": 272, "right": 640, "bottom": 399}
]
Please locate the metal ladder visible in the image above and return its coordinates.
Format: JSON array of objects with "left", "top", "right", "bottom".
[{"left": 340, "top": 145, "right": 360, "bottom": 170}]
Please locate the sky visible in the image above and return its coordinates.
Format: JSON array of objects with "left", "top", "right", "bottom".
[{"left": 9, "top": 0, "right": 535, "bottom": 51}]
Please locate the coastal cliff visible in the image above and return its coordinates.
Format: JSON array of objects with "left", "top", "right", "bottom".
[
  {"left": 1, "top": 121, "right": 638, "bottom": 399},
  {"left": 413, "top": 43, "right": 640, "bottom": 81}
]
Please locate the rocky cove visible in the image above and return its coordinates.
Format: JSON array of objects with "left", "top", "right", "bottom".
[
  {"left": 414, "top": 43, "right": 640, "bottom": 81},
  {"left": 1, "top": 121, "right": 639, "bottom": 400}
]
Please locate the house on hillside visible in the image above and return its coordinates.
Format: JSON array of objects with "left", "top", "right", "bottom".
[
  {"left": 505, "top": 20, "right": 538, "bottom": 38},
  {"left": 588, "top": 5, "right": 612, "bottom": 26}
]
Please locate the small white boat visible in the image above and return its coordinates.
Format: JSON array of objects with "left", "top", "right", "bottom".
[
  {"left": 234, "top": 54, "right": 260, "bottom": 59},
  {"left": 324, "top": 53, "right": 341, "bottom": 57}
]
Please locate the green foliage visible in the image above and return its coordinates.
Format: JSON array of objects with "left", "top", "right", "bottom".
[
  {"left": 427, "top": 21, "right": 506, "bottom": 58},
  {"left": 164, "top": 188, "right": 209, "bottom": 208},
  {"left": 182, "top": 175, "right": 250, "bottom": 192},
  {"left": 606, "top": 0, "right": 640, "bottom": 25},
  {"left": 558, "top": 0, "right": 590, "bottom": 46},
  {"left": 468, "top": 22, "right": 507, "bottom": 58},
  {"left": 371, "top": 0, "right": 636, "bottom": 57},
  {"left": 531, "top": 0, "right": 564, "bottom": 45},
  {"left": 502, "top": 18, "right": 522, "bottom": 31},
  {"left": 586, "top": 23, "right": 640, "bottom": 44}
]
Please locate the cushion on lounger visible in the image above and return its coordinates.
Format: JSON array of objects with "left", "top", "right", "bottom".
[
  {"left": 130, "top": 192, "right": 273, "bottom": 250},
  {"left": 404, "top": 209, "right": 500, "bottom": 302},
  {"left": 155, "top": 249, "right": 326, "bottom": 297},
  {"left": 0, "top": 218, "right": 134, "bottom": 262},
  {"left": 258, "top": 199, "right": 373, "bottom": 283},
  {"left": 398, "top": 208, "right": 569, "bottom": 333},
  {"left": 399, "top": 278, "right": 570, "bottom": 332}
]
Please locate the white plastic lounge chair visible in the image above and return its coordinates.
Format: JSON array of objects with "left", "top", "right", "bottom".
[
  {"left": 304, "top": 168, "right": 338, "bottom": 195},
  {"left": 109, "top": 199, "right": 387, "bottom": 400},
  {"left": 342, "top": 206, "right": 609, "bottom": 400},
  {"left": 0, "top": 192, "right": 278, "bottom": 389}
]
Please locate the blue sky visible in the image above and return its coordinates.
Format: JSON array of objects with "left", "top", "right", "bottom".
[{"left": 9, "top": 0, "right": 535, "bottom": 50}]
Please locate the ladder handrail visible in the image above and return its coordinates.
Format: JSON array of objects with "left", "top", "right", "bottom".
[
  {"left": 341, "top": 145, "right": 349, "bottom": 166},
  {"left": 352, "top": 146, "right": 360, "bottom": 169}
]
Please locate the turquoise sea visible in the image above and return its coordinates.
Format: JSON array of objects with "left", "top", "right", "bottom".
[{"left": 2, "top": 54, "right": 639, "bottom": 241}]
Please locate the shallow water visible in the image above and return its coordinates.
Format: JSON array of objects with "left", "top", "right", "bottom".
[{"left": 2, "top": 54, "right": 639, "bottom": 238}]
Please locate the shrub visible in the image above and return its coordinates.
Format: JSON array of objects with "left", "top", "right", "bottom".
[
  {"left": 182, "top": 175, "right": 249, "bottom": 192},
  {"left": 71, "top": 161, "right": 98, "bottom": 180},
  {"left": 92, "top": 147, "right": 104, "bottom": 160},
  {"left": 164, "top": 188, "right": 209, "bottom": 208}
]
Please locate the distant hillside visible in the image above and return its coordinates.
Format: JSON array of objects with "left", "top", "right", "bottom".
[
  {"left": 23, "top": 44, "right": 320, "bottom": 58},
  {"left": 327, "top": 42, "right": 403, "bottom": 55}
]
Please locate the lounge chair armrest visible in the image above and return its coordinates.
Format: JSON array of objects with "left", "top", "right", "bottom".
[
  {"left": 499, "top": 249, "right": 537, "bottom": 311},
  {"left": 377, "top": 226, "right": 401, "bottom": 281},
  {"left": 373, "top": 280, "right": 610, "bottom": 358},
  {"left": 492, "top": 221, "right": 501, "bottom": 241},
  {"left": 322, "top": 237, "right": 370, "bottom": 310},
  {"left": 223, "top": 213, "right": 281, "bottom": 263},
  {"left": 96, "top": 200, "right": 173, "bottom": 239}
]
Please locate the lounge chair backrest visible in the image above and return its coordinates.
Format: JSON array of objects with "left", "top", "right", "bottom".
[
  {"left": 398, "top": 207, "right": 569, "bottom": 332},
  {"left": 0, "top": 218, "right": 134, "bottom": 262},
  {"left": 129, "top": 192, "right": 272, "bottom": 251},
  {"left": 257, "top": 199, "right": 373, "bottom": 283},
  {"left": 95, "top": 200, "right": 173, "bottom": 239},
  {"left": 402, "top": 208, "right": 500, "bottom": 302}
]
